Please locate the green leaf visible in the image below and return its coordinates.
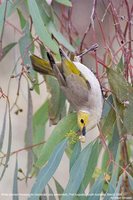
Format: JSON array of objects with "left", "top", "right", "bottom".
[
  {"left": 7, "top": 0, "right": 24, "bottom": 17},
  {"left": 54, "top": 178, "right": 64, "bottom": 200},
  {"left": 105, "top": 145, "right": 120, "bottom": 198},
  {"left": 19, "top": 24, "right": 33, "bottom": 65},
  {"left": 0, "top": 42, "right": 17, "bottom": 61},
  {"left": 101, "top": 150, "right": 109, "bottom": 171},
  {"left": 117, "top": 57, "right": 124, "bottom": 72},
  {"left": 48, "top": 21, "right": 75, "bottom": 52},
  {"left": 32, "top": 72, "right": 40, "bottom": 95},
  {"left": 0, "top": 104, "right": 7, "bottom": 151},
  {"left": 70, "top": 141, "right": 81, "bottom": 170},
  {"left": 127, "top": 173, "right": 133, "bottom": 191},
  {"left": 87, "top": 174, "right": 104, "bottom": 200},
  {"left": 29, "top": 139, "right": 67, "bottom": 200},
  {"left": 109, "top": 124, "right": 120, "bottom": 161},
  {"left": 36, "top": 0, "right": 52, "bottom": 24},
  {"left": 0, "top": 1, "right": 7, "bottom": 36},
  {"left": 79, "top": 140, "right": 101, "bottom": 193},
  {"left": 25, "top": 87, "right": 33, "bottom": 146},
  {"left": 32, "top": 101, "right": 48, "bottom": 158},
  {"left": 28, "top": 0, "right": 58, "bottom": 53},
  {"left": 55, "top": 0, "right": 72, "bottom": 7},
  {"left": 13, "top": 157, "right": 19, "bottom": 200},
  {"left": 102, "top": 106, "right": 116, "bottom": 136},
  {"left": 74, "top": 38, "right": 81, "bottom": 47},
  {"left": 48, "top": 184, "right": 56, "bottom": 200},
  {"left": 123, "top": 92, "right": 133, "bottom": 134},
  {"left": 62, "top": 141, "right": 93, "bottom": 200},
  {"left": 102, "top": 123, "right": 119, "bottom": 172},
  {"left": 0, "top": 101, "right": 12, "bottom": 180},
  {"left": 102, "top": 95, "right": 113, "bottom": 118},
  {"left": 107, "top": 68, "right": 129, "bottom": 103},
  {"left": 19, "top": 23, "right": 40, "bottom": 94},
  {"left": 25, "top": 87, "right": 33, "bottom": 177},
  {"left": 17, "top": 8, "right": 26, "bottom": 30},
  {"left": 39, "top": 187, "right": 47, "bottom": 200},
  {"left": 113, "top": 173, "right": 124, "bottom": 197},
  {"left": 46, "top": 76, "right": 66, "bottom": 124},
  {"left": 35, "top": 112, "right": 78, "bottom": 169}
]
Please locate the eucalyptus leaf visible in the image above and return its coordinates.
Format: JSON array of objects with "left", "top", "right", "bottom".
[
  {"left": 0, "top": 104, "right": 7, "bottom": 151},
  {"left": 25, "top": 87, "right": 33, "bottom": 146},
  {"left": 46, "top": 76, "right": 66, "bottom": 125},
  {"left": 123, "top": 93, "right": 133, "bottom": 134},
  {"left": 0, "top": 101, "right": 12, "bottom": 180},
  {"left": 17, "top": 8, "right": 26, "bottom": 30},
  {"left": 117, "top": 57, "right": 124, "bottom": 72},
  {"left": 28, "top": 0, "right": 58, "bottom": 53},
  {"left": 104, "top": 145, "right": 120, "bottom": 199},
  {"left": 19, "top": 23, "right": 40, "bottom": 94},
  {"left": 29, "top": 139, "right": 67, "bottom": 200},
  {"left": 79, "top": 140, "right": 101, "bottom": 194},
  {"left": 54, "top": 178, "right": 64, "bottom": 200},
  {"left": 0, "top": 0, "right": 7, "bottom": 36},
  {"left": 102, "top": 123, "right": 119, "bottom": 172},
  {"left": 102, "top": 95, "right": 113, "bottom": 118},
  {"left": 101, "top": 149, "right": 109, "bottom": 171},
  {"left": 102, "top": 105, "right": 116, "bottom": 136},
  {"left": 7, "top": 0, "right": 24, "bottom": 17},
  {"left": 70, "top": 141, "right": 81, "bottom": 170},
  {"left": 0, "top": 42, "right": 17, "bottom": 61},
  {"left": 13, "top": 157, "right": 19, "bottom": 200},
  {"left": 40, "top": 187, "right": 47, "bottom": 200},
  {"left": 48, "top": 184, "right": 56, "bottom": 200},
  {"left": 62, "top": 141, "right": 93, "bottom": 200},
  {"left": 113, "top": 173, "right": 124, "bottom": 198},
  {"left": 127, "top": 173, "right": 133, "bottom": 191},
  {"left": 25, "top": 87, "right": 33, "bottom": 177},
  {"left": 55, "top": 0, "right": 72, "bottom": 7},
  {"left": 107, "top": 68, "right": 129, "bottom": 103},
  {"left": 48, "top": 21, "right": 75, "bottom": 52},
  {"left": 36, "top": 0, "right": 51, "bottom": 24},
  {"left": 19, "top": 24, "right": 33, "bottom": 66},
  {"left": 87, "top": 174, "right": 104, "bottom": 200},
  {"left": 109, "top": 124, "right": 119, "bottom": 161},
  {"left": 32, "top": 101, "right": 48, "bottom": 158},
  {"left": 35, "top": 112, "right": 78, "bottom": 169}
]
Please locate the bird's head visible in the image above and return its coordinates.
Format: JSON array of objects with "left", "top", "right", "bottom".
[{"left": 77, "top": 110, "right": 90, "bottom": 136}]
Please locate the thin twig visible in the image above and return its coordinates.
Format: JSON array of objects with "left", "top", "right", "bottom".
[
  {"left": 98, "top": 125, "right": 114, "bottom": 166},
  {"left": 0, "top": 141, "right": 46, "bottom": 159},
  {"left": 101, "top": 2, "right": 111, "bottom": 22},
  {"left": 5, "top": 20, "right": 22, "bottom": 35},
  {"left": 79, "top": 0, "right": 97, "bottom": 52}
]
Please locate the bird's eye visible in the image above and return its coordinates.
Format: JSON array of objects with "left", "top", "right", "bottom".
[{"left": 80, "top": 119, "right": 84, "bottom": 124}]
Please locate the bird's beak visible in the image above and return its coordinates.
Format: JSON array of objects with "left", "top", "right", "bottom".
[{"left": 82, "top": 126, "right": 86, "bottom": 136}]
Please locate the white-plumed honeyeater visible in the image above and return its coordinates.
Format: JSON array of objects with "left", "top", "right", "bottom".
[{"left": 30, "top": 48, "right": 103, "bottom": 143}]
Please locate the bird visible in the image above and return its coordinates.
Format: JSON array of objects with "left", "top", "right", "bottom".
[{"left": 30, "top": 48, "right": 103, "bottom": 143}]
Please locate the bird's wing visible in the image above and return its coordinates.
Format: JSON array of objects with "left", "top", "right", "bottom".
[
  {"left": 59, "top": 48, "right": 91, "bottom": 90},
  {"left": 65, "top": 73, "right": 90, "bottom": 104}
]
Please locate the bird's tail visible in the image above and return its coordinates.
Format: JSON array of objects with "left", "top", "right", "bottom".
[
  {"left": 30, "top": 54, "right": 56, "bottom": 76},
  {"left": 30, "top": 48, "right": 79, "bottom": 79}
]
